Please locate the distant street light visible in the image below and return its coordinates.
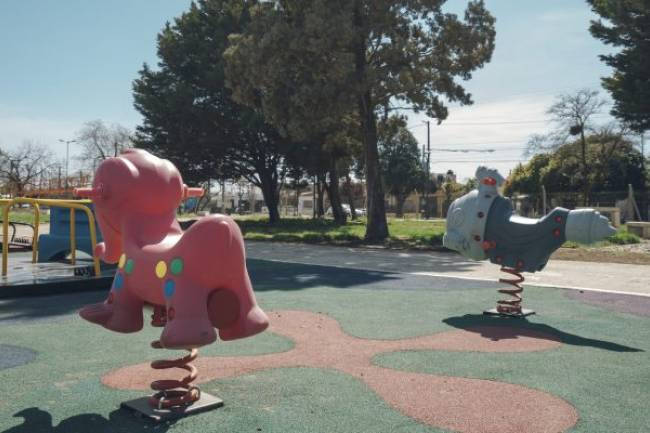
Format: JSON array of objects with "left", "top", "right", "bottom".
[{"left": 58, "top": 138, "right": 77, "bottom": 190}]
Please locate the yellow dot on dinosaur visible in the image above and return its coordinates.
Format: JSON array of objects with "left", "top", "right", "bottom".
[
  {"left": 118, "top": 254, "right": 126, "bottom": 269},
  {"left": 155, "top": 261, "right": 167, "bottom": 279}
]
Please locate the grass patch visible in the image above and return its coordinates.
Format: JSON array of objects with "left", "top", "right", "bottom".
[
  {"left": 607, "top": 230, "right": 640, "bottom": 245},
  {"left": 234, "top": 217, "right": 446, "bottom": 249},
  {"left": 4, "top": 210, "right": 50, "bottom": 225},
  {"left": 563, "top": 225, "right": 641, "bottom": 248}
]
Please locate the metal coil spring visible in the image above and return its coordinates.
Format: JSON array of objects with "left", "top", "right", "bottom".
[
  {"left": 148, "top": 306, "right": 201, "bottom": 410},
  {"left": 496, "top": 267, "right": 525, "bottom": 315}
]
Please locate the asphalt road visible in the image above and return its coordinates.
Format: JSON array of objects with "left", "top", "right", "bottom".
[{"left": 245, "top": 241, "right": 650, "bottom": 297}]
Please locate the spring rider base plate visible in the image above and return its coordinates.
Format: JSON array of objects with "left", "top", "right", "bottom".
[
  {"left": 120, "top": 392, "right": 224, "bottom": 422},
  {"left": 483, "top": 308, "right": 536, "bottom": 318}
]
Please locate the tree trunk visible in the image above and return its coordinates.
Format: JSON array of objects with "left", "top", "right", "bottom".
[
  {"left": 353, "top": 3, "right": 388, "bottom": 242},
  {"left": 258, "top": 172, "right": 281, "bottom": 224},
  {"left": 360, "top": 91, "right": 388, "bottom": 242},
  {"left": 395, "top": 194, "right": 407, "bottom": 218},
  {"left": 316, "top": 174, "right": 325, "bottom": 218},
  {"left": 345, "top": 174, "right": 357, "bottom": 221},
  {"left": 260, "top": 182, "right": 280, "bottom": 224},
  {"left": 326, "top": 156, "right": 347, "bottom": 225},
  {"left": 580, "top": 128, "right": 589, "bottom": 206},
  {"left": 221, "top": 179, "right": 226, "bottom": 213}
]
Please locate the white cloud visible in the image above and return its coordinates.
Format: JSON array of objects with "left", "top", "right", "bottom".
[
  {"left": 407, "top": 93, "right": 615, "bottom": 182},
  {"left": 538, "top": 9, "right": 588, "bottom": 24},
  {"left": 0, "top": 111, "right": 79, "bottom": 155},
  {"left": 407, "top": 95, "right": 555, "bottom": 182},
  {"left": 0, "top": 109, "right": 137, "bottom": 171}
]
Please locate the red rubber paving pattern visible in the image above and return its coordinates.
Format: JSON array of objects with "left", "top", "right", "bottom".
[{"left": 104, "top": 310, "right": 577, "bottom": 433}]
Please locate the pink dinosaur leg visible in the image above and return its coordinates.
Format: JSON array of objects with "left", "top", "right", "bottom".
[
  {"left": 207, "top": 274, "right": 268, "bottom": 341},
  {"left": 159, "top": 285, "right": 216, "bottom": 350},
  {"left": 79, "top": 272, "right": 143, "bottom": 333},
  {"left": 80, "top": 278, "right": 143, "bottom": 333}
]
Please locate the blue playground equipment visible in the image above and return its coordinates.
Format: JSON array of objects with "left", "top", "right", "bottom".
[{"left": 38, "top": 205, "right": 103, "bottom": 262}]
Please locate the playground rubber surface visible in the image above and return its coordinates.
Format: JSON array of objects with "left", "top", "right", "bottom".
[{"left": 1, "top": 258, "right": 649, "bottom": 433}]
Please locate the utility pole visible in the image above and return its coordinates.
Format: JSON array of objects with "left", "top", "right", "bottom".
[
  {"left": 424, "top": 120, "right": 431, "bottom": 219},
  {"left": 58, "top": 138, "right": 77, "bottom": 191},
  {"left": 312, "top": 176, "right": 316, "bottom": 219},
  {"left": 641, "top": 132, "right": 646, "bottom": 171}
]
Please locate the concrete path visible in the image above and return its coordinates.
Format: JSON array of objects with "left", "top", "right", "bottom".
[{"left": 245, "top": 241, "right": 650, "bottom": 297}]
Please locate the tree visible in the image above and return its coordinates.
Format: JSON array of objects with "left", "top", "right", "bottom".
[
  {"left": 0, "top": 142, "right": 55, "bottom": 197},
  {"left": 588, "top": 0, "right": 650, "bottom": 132},
  {"left": 132, "top": 0, "right": 291, "bottom": 223},
  {"left": 441, "top": 179, "right": 465, "bottom": 217},
  {"left": 510, "top": 129, "right": 645, "bottom": 197},
  {"left": 378, "top": 117, "right": 425, "bottom": 217},
  {"left": 224, "top": 0, "right": 496, "bottom": 241},
  {"left": 527, "top": 89, "right": 607, "bottom": 205},
  {"left": 76, "top": 120, "right": 132, "bottom": 171},
  {"left": 503, "top": 154, "right": 551, "bottom": 196}
]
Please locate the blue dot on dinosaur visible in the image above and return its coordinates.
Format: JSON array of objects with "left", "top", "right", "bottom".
[
  {"left": 113, "top": 273, "right": 124, "bottom": 291},
  {"left": 164, "top": 280, "right": 175, "bottom": 299}
]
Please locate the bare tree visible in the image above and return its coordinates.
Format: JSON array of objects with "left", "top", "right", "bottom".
[
  {"left": 0, "top": 142, "right": 55, "bottom": 197},
  {"left": 526, "top": 89, "right": 607, "bottom": 204},
  {"left": 75, "top": 120, "right": 132, "bottom": 170}
]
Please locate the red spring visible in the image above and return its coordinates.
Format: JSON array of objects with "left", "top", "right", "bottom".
[
  {"left": 496, "top": 267, "right": 525, "bottom": 315},
  {"left": 148, "top": 306, "right": 201, "bottom": 410}
]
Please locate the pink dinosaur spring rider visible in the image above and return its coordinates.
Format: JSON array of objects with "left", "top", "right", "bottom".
[{"left": 75, "top": 148, "right": 268, "bottom": 419}]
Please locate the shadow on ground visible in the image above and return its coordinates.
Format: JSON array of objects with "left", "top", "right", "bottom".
[
  {"left": 2, "top": 407, "right": 174, "bottom": 433},
  {"left": 443, "top": 314, "right": 643, "bottom": 353},
  {"left": 0, "top": 258, "right": 495, "bottom": 323},
  {"left": 246, "top": 241, "right": 485, "bottom": 275},
  {"left": 248, "top": 258, "right": 401, "bottom": 291},
  {"left": 0, "top": 291, "right": 105, "bottom": 324}
]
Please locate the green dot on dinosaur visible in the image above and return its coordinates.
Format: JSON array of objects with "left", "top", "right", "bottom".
[
  {"left": 170, "top": 258, "right": 183, "bottom": 275},
  {"left": 125, "top": 259, "right": 135, "bottom": 274}
]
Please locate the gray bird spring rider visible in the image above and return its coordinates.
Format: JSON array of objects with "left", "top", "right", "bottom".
[{"left": 444, "top": 167, "right": 616, "bottom": 316}]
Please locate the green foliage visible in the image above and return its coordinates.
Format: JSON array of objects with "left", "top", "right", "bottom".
[
  {"left": 132, "top": 0, "right": 290, "bottom": 222},
  {"left": 508, "top": 132, "right": 645, "bottom": 194},
  {"left": 378, "top": 116, "right": 425, "bottom": 215},
  {"left": 224, "top": 0, "right": 496, "bottom": 241},
  {"left": 504, "top": 154, "right": 551, "bottom": 195},
  {"left": 588, "top": 0, "right": 650, "bottom": 132},
  {"left": 607, "top": 230, "right": 641, "bottom": 245}
]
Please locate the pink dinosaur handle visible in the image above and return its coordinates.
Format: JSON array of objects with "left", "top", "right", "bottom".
[
  {"left": 74, "top": 184, "right": 104, "bottom": 199},
  {"left": 183, "top": 186, "right": 204, "bottom": 199}
]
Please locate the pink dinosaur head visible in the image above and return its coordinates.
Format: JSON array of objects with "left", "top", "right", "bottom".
[{"left": 75, "top": 149, "right": 202, "bottom": 263}]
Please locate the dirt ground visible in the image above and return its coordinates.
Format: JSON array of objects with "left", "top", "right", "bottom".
[{"left": 553, "top": 239, "right": 650, "bottom": 265}]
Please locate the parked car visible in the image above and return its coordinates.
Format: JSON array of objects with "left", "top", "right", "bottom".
[{"left": 326, "top": 204, "right": 366, "bottom": 217}]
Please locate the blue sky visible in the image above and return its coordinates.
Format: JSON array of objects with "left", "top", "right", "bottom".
[{"left": 0, "top": 0, "right": 618, "bottom": 180}]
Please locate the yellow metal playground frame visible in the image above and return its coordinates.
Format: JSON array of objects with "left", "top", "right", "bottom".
[{"left": 0, "top": 198, "right": 100, "bottom": 278}]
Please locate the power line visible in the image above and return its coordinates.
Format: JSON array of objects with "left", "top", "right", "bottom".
[
  {"left": 429, "top": 139, "right": 524, "bottom": 146},
  {"left": 430, "top": 145, "right": 525, "bottom": 152},
  {"left": 431, "top": 148, "right": 497, "bottom": 153},
  {"left": 431, "top": 159, "right": 527, "bottom": 163},
  {"left": 407, "top": 114, "right": 613, "bottom": 129}
]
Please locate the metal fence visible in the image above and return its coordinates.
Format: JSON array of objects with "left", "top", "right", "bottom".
[{"left": 511, "top": 190, "right": 649, "bottom": 221}]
